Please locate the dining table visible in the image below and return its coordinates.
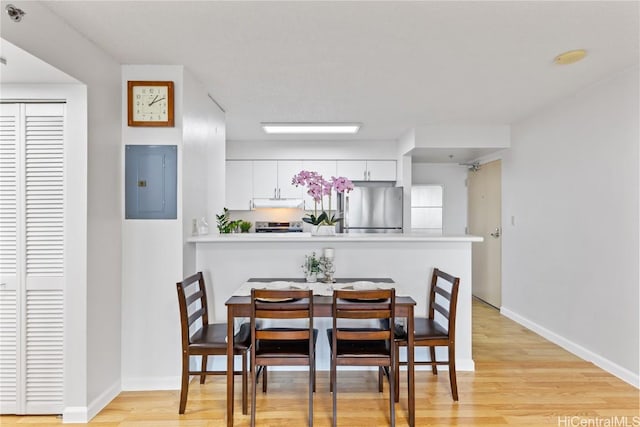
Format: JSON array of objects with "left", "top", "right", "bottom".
[{"left": 225, "top": 277, "right": 416, "bottom": 427}]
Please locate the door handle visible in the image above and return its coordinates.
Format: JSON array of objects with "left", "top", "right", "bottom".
[
  {"left": 277, "top": 188, "right": 281, "bottom": 199},
  {"left": 490, "top": 227, "right": 501, "bottom": 238}
]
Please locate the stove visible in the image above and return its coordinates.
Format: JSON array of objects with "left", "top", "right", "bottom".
[{"left": 255, "top": 221, "right": 304, "bottom": 233}]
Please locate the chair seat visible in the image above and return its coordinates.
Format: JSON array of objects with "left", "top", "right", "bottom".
[
  {"left": 393, "top": 317, "right": 448, "bottom": 342},
  {"left": 256, "top": 328, "right": 318, "bottom": 357},
  {"left": 190, "top": 322, "right": 250, "bottom": 350},
  {"left": 327, "top": 328, "right": 390, "bottom": 357}
]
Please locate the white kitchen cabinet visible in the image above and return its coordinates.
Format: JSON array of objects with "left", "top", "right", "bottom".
[
  {"left": 301, "top": 160, "right": 337, "bottom": 212},
  {"left": 336, "top": 160, "right": 396, "bottom": 181},
  {"left": 225, "top": 160, "right": 253, "bottom": 210},
  {"left": 277, "top": 160, "right": 304, "bottom": 199},
  {"left": 367, "top": 160, "right": 396, "bottom": 181},
  {"left": 252, "top": 160, "right": 302, "bottom": 200}
]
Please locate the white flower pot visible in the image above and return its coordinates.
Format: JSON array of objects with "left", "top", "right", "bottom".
[{"left": 312, "top": 224, "right": 336, "bottom": 236}]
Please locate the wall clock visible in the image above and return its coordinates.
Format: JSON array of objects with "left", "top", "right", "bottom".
[{"left": 127, "top": 81, "right": 174, "bottom": 127}]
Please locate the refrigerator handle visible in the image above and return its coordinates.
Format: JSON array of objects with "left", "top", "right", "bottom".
[{"left": 344, "top": 195, "right": 349, "bottom": 232}]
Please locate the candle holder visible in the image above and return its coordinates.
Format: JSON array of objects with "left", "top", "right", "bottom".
[{"left": 320, "top": 256, "right": 336, "bottom": 283}]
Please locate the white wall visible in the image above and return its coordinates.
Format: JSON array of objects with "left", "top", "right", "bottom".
[
  {"left": 1, "top": 2, "right": 123, "bottom": 421},
  {"left": 412, "top": 163, "right": 468, "bottom": 234},
  {"left": 414, "top": 124, "right": 510, "bottom": 149},
  {"left": 501, "top": 66, "right": 639, "bottom": 386},
  {"left": 181, "top": 69, "right": 226, "bottom": 277},
  {"left": 121, "top": 66, "right": 224, "bottom": 390},
  {"left": 226, "top": 139, "right": 397, "bottom": 160},
  {"left": 121, "top": 66, "right": 184, "bottom": 390}
]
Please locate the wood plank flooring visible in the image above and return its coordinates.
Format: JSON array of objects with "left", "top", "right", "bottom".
[{"left": 3, "top": 299, "right": 638, "bottom": 426}]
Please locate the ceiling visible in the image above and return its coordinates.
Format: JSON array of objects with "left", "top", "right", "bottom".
[{"left": 2, "top": 1, "right": 639, "bottom": 161}]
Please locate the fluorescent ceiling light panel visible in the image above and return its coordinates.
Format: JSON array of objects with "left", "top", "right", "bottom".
[{"left": 262, "top": 123, "right": 361, "bottom": 134}]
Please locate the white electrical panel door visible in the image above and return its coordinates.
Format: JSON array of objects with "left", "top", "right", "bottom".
[{"left": 0, "top": 103, "right": 65, "bottom": 415}]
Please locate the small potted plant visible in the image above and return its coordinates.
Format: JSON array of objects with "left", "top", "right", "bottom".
[
  {"left": 239, "top": 220, "right": 252, "bottom": 233},
  {"left": 302, "top": 252, "right": 321, "bottom": 282}
]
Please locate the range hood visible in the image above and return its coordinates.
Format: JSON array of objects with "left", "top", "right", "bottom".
[{"left": 252, "top": 198, "right": 304, "bottom": 209}]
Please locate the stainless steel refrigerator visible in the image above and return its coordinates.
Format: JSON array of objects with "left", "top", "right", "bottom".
[{"left": 338, "top": 186, "right": 403, "bottom": 233}]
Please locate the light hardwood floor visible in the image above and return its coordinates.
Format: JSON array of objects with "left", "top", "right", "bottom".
[{"left": 3, "top": 299, "right": 638, "bottom": 426}]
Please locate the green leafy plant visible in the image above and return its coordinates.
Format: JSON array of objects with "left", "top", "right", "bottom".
[
  {"left": 239, "top": 220, "right": 252, "bottom": 233},
  {"left": 216, "top": 208, "right": 242, "bottom": 233}
]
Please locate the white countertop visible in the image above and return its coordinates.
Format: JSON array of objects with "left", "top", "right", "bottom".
[{"left": 187, "top": 232, "right": 483, "bottom": 243}]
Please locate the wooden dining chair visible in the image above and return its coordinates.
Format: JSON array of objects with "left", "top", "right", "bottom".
[
  {"left": 394, "top": 268, "right": 460, "bottom": 401},
  {"left": 176, "top": 272, "right": 250, "bottom": 414},
  {"left": 328, "top": 289, "right": 396, "bottom": 427},
  {"left": 250, "top": 288, "right": 317, "bottom": 427}
]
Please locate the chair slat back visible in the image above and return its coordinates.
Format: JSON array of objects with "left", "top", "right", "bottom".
[
  {"left": 332, "top": 288, "right": 395, "bottom": 344},
  {"left": 251, "top": 288, "right": 314, "bottom": 343},
  {"left": 428, "top": 268, "right": 460, "bottom": 336},
  {"left": 176, "top": 272, "right": 209, "bottom": 348}
]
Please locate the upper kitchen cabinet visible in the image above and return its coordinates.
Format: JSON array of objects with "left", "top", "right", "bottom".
[
  {"left": 226, "top": 160, "right": 253, "bottom": 210},
  {"left": 253, "top": 160, "right": 303, "bottom": 199},
  {"left": 301, "top": 160, "right": 337, "bottom": 211},
  {"left": 336, "top": 160, "right": 396, "bottom": 181}
]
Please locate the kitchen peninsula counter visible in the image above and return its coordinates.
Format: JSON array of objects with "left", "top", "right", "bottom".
[
  {"left": 188, "top": 232, "right": 482, "bottom": 243},
  {"left": 188, "top": 232, "right": 481, "bottom": 372}
]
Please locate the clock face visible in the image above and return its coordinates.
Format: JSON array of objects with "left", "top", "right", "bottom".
[
  {"left": 127, "top": 81, "right": 174, "bottom": 127},
  {"left": 132, "top": 85, "right": 169, "bottom": 122}
]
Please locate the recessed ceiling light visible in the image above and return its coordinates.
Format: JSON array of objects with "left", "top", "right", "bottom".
[
  {"left": 554, "top": 49, "right": 587, "bottom": 65},
  {"left": 261, "top": 123, "right": 361, "bottom": 134}
]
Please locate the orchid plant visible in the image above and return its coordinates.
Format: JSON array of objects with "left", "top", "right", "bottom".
[{"left": 292, "top": 170, "right": 354, "bottom": 226}]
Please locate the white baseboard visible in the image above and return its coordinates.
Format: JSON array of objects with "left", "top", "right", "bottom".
[
  {"left": 87, "top": 380, "right": 121, "bottom": 421},
  {"left": 61, "top": 406, "right": 87, "bottom": 424},
  {"left": 500, "top": 306, "right": 639, "bottom": 389},
  {"left": 62, "top": 380, "right": 121, "bottom": 423},
  {"left": 121, "top": 376, "right": 180, "bottom": 391}
]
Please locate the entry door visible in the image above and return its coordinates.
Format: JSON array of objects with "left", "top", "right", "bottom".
[
  {"left": 0, "top": 103, "right": 65, "bottom": 414},
  {"left": 467, "top": 159, "right": 502, "bottom": 308}
]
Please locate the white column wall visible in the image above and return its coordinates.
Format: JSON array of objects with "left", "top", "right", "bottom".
[
  {"left": 121, "top": 66, "right": 184, "bottom": 390},
  {"left": 501, "top": 66, "right": 639, "bottom": 387},
  {"left": 1, "top": 3, "right": 123, "bottom": 421},
  {"left": 181, "top": 69, "right": 226, "bottom": 277},
  {"left": 121, "top": 66, "right": 225, "bottom": 390}
]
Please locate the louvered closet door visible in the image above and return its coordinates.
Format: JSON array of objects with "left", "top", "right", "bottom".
[
  {"left": 0, "top": 104, "right": 21, "bottom": 414},
  {"left": 0, "top": 103, "right": 65, "bottom": 415}
]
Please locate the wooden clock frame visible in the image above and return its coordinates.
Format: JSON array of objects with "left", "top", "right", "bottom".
[{"left": 127, "top": 80, "right": 175, "bottom": 127}]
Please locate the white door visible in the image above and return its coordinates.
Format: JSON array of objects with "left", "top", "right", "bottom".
[
  {"left": 0, "top": 103, "right": 65, "bottom": 415},
  {"left": 252, "top": 160, "right": 278, "bottom": 199},
  {"left": 276, "top": 160, "right": 303, "bottom": 199},
  {"left": 366, "top": 160, "right": 396, "bottom": 181},
  {"left": 468, "top": 159, "right": 502, "bottom": 308},
  {"left": 225, "top": 160, "right": 253, "bottom": 210},
  {"left": 336, "top": 160, "right": 367, "bottom": 181}
]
